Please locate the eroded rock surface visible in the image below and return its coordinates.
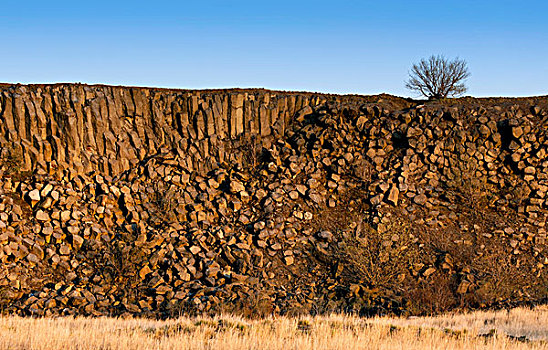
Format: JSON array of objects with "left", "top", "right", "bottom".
[{"left": 0, "top": 84, "right": 547, "bottom": 317}]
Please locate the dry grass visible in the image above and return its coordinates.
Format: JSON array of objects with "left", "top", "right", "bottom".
[{"left": 0, "top": 307, "right": 547, "bottom": 349}]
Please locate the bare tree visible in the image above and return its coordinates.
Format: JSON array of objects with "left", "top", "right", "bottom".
[{"left": 405, "top": 55, "right": 470, "bottom": 99}]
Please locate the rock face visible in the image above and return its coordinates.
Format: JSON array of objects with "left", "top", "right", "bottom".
[
  {"left": 0, "top": 83, "right": 547, "bottom": 318},
  {"left": 0, "top": 84, "right": 382, "bottom": 177}
]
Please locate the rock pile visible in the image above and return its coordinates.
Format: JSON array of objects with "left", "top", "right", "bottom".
[{"left": 0, "top": 84, "right": 547, "bottom": 317}]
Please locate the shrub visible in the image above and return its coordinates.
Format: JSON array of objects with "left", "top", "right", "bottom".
[
  {"left": 0, "top": 145, "right": 23, "bottom": 177},
  {"left": 337, "top": 217, "right": 419, "bottom": 293}
]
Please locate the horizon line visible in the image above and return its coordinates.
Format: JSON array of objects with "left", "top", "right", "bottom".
[{"left": 1, "top": 81, "right": 547, "bottom": 100}]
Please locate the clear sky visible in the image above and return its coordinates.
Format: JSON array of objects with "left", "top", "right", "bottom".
[{"left": 1, "top": 0, "right": 547, "bottom": 97}]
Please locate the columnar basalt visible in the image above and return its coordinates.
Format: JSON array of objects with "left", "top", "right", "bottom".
[
  {"left": 0, "top": 84, "right": 547, "bottom": 317},
  {"left": 0, "top": 84, "right": 382, "bottom": 177}
]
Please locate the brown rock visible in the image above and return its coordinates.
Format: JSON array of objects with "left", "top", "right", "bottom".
[
  {"left": 28, "top": 189, "right": 41, "bottom": 206},
  {"left": 27, "top": 253, "right": 40, "bottom": 264},
  {"left": 35, "top": 210, "right": 50, "bottom": 222},
  {"left": 456, "top": 280, "right": 471, "bottom": 294},
  {"left": 414, "top": 194, "right": 427, "bottom": 205},
  {"left": 387, "top": 186, "right": 400, "bottom": 206},
  {"left": 139, "top": 265, "right": 152, "bottom": 280},
  {"left": 72, "top": 235, "right": 84, "bottom": 250},
  {"left": 423, "top": 267, "right": 436, "bottom": 277},
  {"left": 317, "top": 231, "right": 333, "bottom": 240},
  {"left": 230, "top": 180, "right": 245, "bottom": 194},
  {"left": 512, "top": 126, "right": 523, "bottom": 139},
  {"left": 284, "top": 256, "right": 294, "bottom": 265}
]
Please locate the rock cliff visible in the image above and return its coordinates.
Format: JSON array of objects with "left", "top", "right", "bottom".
[
  {"left": 0, "top": 84, "right": 396, "bottom": 177},
  {"left": 0, "top": 84, "right": 547, "bottom": 317}
]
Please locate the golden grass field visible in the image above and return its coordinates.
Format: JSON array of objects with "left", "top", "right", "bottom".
[{"left": 1, "top": 306, "right": 547, "bottom": 349}]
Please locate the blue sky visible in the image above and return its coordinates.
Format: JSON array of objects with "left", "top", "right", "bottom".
[{"left": 1, "top": 1, "right": 547, "bottom": 97}]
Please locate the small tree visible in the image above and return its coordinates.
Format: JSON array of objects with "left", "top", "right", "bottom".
[{"left": 405, "top": 55, "right": 470, "bottom": 99}]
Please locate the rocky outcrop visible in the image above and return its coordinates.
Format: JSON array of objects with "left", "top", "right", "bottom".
[
  {"left": 0, "top": 84, "right": 547, "bottom": 317},
  {"left": 0, "top": 84, "right": 403, "bottom": 177}
]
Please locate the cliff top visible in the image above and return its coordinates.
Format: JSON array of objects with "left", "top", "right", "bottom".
[{"left": 1, "top": 82, "right": 546, "bottom": 109}]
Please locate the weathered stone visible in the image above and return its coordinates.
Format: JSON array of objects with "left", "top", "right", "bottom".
[
  {"left": 317, "top": 231, "right": 333, "bottom": 240},
  {"left": 524, "top": 166, "right": 536, "bottom": 175},
  {"left": 456, "top": 280, "right": 472, "bottom": 294},
  {"left": 387, "top": 186, "right": 400, "bottom": 206},
  {"left": 139, "top": 265, "right": 152, "bottom": 280},
  {"left": 512, "top": 126, "right": 523, "bottom": 139},
  {"left": 423, "top": 267, "right": 436, "bottom": 277},
  {"left": 35, "top": 210, "right": 50, "bottom": 222},
  {"left": 284, "top": 256, "right": 294, "bottom": 266},
  {"left": 60, "top": 211, "right": 71, "bottom": 222},
  {"left": 40, "top": 184, "right": 54, "bottom": 198},
  {"left": 229, "top": 180, "right": 245, "bottom": 194},
  {"left": 414, "top": 194, "right": 427, "bottom": 205},
  {"left": 29, "top": 189, "right": 41, "bottom": 204},
  {"left": 27, "top": 253, "right": 40, "bottom": 264},
  {"left": 72, "top": 235, "right": 84, "bottom": 250}
]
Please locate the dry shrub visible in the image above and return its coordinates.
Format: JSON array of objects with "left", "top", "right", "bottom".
[
  {"left": 445, "top": 153, "right": 495, "bottom": 214},
  {"left": 405, "top": 275, "right": 460, "bottom": 316},
  {"left": 230, "top": 292, "right": 275, "bottom": 319},
  {"left": 346, "top": 217, "right": 461, "bottom": 316},
  {"left": 351, "top": 158, "right": 374, "bottom": 183},
  {"left": 230, "top": 135, "right": 266, "bottom": 170},
  {"left": 337, "top": 216, "right": 420, "bottom": 299},
  {"left": 148, "top": 180, "right": 177, "bottom": 226},
  {"left": 0, "top": 145, "right": 22, "bottom": 174},
  {"left": 203, "top": 291, "right": 275, "bottom": 319},
  {"left": 80, "top": 228, "right": 149, "bottom": 314},
  {"left": 0, "top": 144, "right": 31, "bottom": 181}
]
